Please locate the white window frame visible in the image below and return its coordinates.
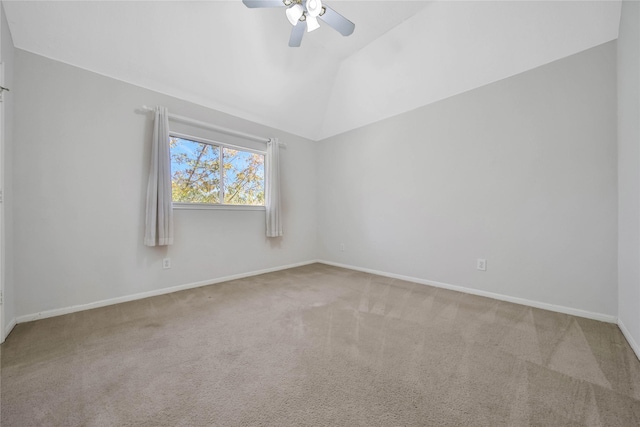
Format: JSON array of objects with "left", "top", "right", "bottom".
[{"left": 170, "top": 131, "right": 266, "bottom": 211}]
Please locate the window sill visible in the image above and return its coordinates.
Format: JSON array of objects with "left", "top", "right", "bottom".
[{"left": 172, "top": 203, "right": 265, "bottom": 211}]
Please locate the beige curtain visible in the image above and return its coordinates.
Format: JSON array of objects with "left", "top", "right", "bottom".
[
  {"left": 144, "top": 106, "right": 174, "bottom": 246},
  {"left": 265, "top": 138, "right": 282, "bottom": 237}
]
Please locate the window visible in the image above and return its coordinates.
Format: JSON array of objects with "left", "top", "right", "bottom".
[{"left": 170, "top": 133, "right": 265, "bottom": 208}]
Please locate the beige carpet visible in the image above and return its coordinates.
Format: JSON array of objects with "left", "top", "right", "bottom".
[{"left": 1, "top": 263, "right": 640, "bottom": 426}]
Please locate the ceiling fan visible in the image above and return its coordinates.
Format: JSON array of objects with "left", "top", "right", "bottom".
[{"left": 243, "top": 0, "right": 355, "bottom": 47}]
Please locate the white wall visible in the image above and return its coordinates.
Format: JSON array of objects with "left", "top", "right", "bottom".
[
  {"left": 317, "top": 42, "right": 618, "bottom": 319},
  {"left": 12, "top": 50, "right": 317, "bottom": 319},
  {"left": 618, "top": 1, "right": 640, "bottom": 356},
  {"left": 1, "top": 3, "right": 15, "bottom": 339}
]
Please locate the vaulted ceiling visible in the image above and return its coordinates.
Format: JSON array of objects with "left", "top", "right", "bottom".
[{"left": 3, "top": 1, "right": 622, "bottom": 141}]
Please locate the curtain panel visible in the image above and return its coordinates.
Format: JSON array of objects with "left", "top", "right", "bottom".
[
  {"left": 265, "top": 138, "right": 283, "bottom": 237},
  {"left": 144, "top": 106, "right": 174, "bottom": 246}
]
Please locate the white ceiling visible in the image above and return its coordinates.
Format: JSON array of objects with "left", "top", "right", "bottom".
[{"left": 3, "top": 0, "right": 622, "bottom": 141}]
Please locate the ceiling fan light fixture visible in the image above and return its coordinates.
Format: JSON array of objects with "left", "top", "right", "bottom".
[
  {"left": 286, "top": 4, "right": 304, "bottom": 26},
  {"left": 306, "top": 15, "right": 320, "bottom": 32},
  {"left": 306, "top": 0, "right": 322, "bottom": 17},
  {"left": 283, "top": 0, "right": 293, "bottom": 5}
]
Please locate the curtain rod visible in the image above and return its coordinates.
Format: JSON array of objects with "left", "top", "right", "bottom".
[{"left": 141, "top": 105, "right": 271, "bottom": 144}]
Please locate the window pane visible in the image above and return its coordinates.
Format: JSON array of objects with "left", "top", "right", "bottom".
[
  {"left": 223, "top": 148, "right": 265, "bottom": 205},
  {"left": 170, "top": 137, "right": 220, "bottom": 203}
]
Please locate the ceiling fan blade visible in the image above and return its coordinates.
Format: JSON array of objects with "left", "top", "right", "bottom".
[
  {"left": 242, "top": 0, "right": 285, "bottom": 8},
  {"left": 289, "top": 20, "right": 306, "bottom": 47},
  {"left": 319, "top": 5, "right": 355, "bottom": 36}
]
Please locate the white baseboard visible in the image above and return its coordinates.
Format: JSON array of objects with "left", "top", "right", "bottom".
[
  {"left": 12, "top": 258, "right": 619, "bottom": 329},
  {"left": 2, "top": 317, "right": 17, "bottom": 343},
  {"left": 15, "top": 260, "right": 317, "bottom": 324},
  {"left": 317, "top": 260, "right": 617, "bottom": 324},
  {"left": 618, "top": 319, "right": 640, "bottom": 361}
]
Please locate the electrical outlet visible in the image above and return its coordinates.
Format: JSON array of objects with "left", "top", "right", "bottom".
[
  {"left": 477, "top": 258, "right": 487, "bottom": 271},
  {"left": 340, "top": 243, "right": 345, "bottom": 252},
  {"left": 163, "top": 258, "right": 171, "bottom": 269}
]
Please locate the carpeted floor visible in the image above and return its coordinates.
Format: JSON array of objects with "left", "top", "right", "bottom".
[{"left": 1, "top": 263, "right": 640, "bottom": 426}]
